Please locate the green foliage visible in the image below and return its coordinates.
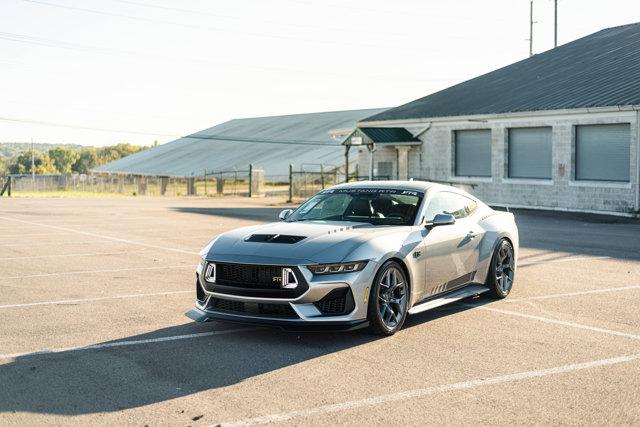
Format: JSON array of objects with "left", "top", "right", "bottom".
[
  {"left": 49, "top": 146, "right": 80, "bottom": 174},
  {"left": 0, "top": 142, "right": 150, "bottom": 175},
  {"left": 0, "top": 143, "right": 82, "bottom": 159},
  {"left": 73, "top": 148, "right": 99, "bottom": 174},
  {"left": 8, "top": 150, "right": 58, "bottom": 174},
  {"left": 95, "top": 143, "right": 146, "bottom": 164}
]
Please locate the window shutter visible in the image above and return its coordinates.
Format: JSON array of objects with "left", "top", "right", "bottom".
[
  {"left": 455, "top": 130, "right": 491, "bottom": 177},
  {"left": 576, "top": 124, "right": 630, "bottom": 182}
]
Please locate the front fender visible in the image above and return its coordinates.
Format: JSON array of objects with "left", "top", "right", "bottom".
[{"left": 345, "top": 228, "right": 424, "bottom": 306}]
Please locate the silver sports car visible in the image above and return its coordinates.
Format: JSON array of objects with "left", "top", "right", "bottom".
[{"left": 187, "top": 180, "right": 519, "bottom": 335}]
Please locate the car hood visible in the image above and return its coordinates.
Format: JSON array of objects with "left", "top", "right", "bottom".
[{"left": 204, "top": 220, "right": 411, "bottom": 264}]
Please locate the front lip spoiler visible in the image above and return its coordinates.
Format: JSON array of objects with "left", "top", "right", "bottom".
[{"left": 185, "top": 308, "right": 369, "bottom": 332}]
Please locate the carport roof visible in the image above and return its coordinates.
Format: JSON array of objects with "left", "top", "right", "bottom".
[
  {"left": 359, "top": 127, "right": 421, "bottom": 143},
  {"left": 94, "top": 108, "right": 386, "bottom": 178},
  {"left": 363, "top": 22, "right": 640, "bottom": 122}
]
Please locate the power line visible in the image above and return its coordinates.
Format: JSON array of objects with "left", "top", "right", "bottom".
[
  {"left": 108, "top": 0, "right": 419, "bottom": 39},
  {"left": 0, "top": 31, "right": 430, "bottom": 83},
  {"left": 0, "top": 116, "right": 341, "bottom": 147},
  {"left": 19, "top": 0, "right": 422, "bottom": 52}
]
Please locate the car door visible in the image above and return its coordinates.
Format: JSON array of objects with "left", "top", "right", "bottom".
[{"left": 422, "top": 191, "right": 484, "bottom": 297}]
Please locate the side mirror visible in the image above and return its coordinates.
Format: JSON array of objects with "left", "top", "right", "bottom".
[
  {"left": 279, "top": 209, "right": 294, "bottom": 221},
  {"left": 426, "top": 213, "right": 456, "bottom": 228}
]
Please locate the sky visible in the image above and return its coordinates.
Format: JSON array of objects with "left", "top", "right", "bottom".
[{"left": 1, "top": 0, "right": 639, "bottom": 147}]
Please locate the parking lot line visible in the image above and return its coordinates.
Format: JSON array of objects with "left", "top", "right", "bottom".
[
  {"left": 464, "top": 303, "right": 640, "bottom": 341},
  {"left": 0, "top": 264, "right": 193, "bottom": 280},
  {"left": 0, "top": 249, "right": 149, "bottom": 261},
  {"left": 508, "top": 284, "right": 640, "bottom": 302},
  {"left": 0, "top": 215, "right": 200, "bottom": 255},
  {"left": 0, "top": 290, "right": 191, "bottom": 309},
  {"left": 218, "top": 353, "right": 640, "bottom": 427},
  {"left": 0, "top": 327, "right": 261, "bottom": 360},
  {"left": 0, "top": 232, "right": 67, "bottom": 239}
]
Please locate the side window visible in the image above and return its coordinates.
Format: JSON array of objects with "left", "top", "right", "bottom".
[{"left": 426, "top": 192, "right": 477, "bottom": 221}]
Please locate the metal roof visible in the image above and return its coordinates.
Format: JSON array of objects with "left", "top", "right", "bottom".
[
  {"left": 94, "top": 108, "right": 386, "bottom": 178},
  {"left": 363, "top": 23, "right": 640, "bottom": 122},
  {"left": 358, "top": 127, "right": 421, "bottom": 143}
]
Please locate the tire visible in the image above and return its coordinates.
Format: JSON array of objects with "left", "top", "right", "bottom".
[
  {"left": 367, "top": 260, "right": 409, "bottom": 336},
  {"left": 486, "top": 239, "right": 515, "bottom": 299}
]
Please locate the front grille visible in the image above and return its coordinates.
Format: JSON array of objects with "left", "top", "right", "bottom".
[
  {"left": 201, "top": 262, "right": 309, "bottom": 298},
  {"left": 216, "top": 263, "right": 282, "bottom": 289},
  {"left": 314, "top": 287, "right": 355, "bottom": 316},
  {"left": 208, "top": 297, "right": 298, "bottom": 318}
]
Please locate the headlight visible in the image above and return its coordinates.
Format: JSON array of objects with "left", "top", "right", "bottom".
[{"left": 308, "top": 261, "right": 367, "bottom": 275}]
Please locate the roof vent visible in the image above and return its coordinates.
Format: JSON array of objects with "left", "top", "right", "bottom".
[{"left": 245, "top": 234, "right": 306, "bottom": 244}]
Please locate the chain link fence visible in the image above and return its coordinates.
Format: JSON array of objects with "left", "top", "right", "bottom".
[{"left": 3, "top": 164, "right": 412, "bottom": 199}]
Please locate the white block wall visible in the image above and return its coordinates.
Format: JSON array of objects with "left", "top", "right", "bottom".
[{"left": 358, "top": 109, "right": 640, "bottom": 216}]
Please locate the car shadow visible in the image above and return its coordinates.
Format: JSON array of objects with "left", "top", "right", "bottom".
[
  {"left": 511, "top": 208, "right": 640, "bottom": 262},
  {"left": 0, "top": 297, "right": 493, "bottom": 416},
  {"left": 172, "top": 207, "right": 285, "bottom": 222}
]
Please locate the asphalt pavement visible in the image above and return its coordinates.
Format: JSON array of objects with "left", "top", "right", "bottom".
[{"left": 0, "top": 196, "right": 639, "bottom": 426}]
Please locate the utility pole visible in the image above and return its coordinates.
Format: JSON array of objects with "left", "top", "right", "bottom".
[
  {"left": 554, "top": 0, "right": 558, "bottom": 47},
  {"left": 528, "top": 0, "right": 537, "bottom": 57}
]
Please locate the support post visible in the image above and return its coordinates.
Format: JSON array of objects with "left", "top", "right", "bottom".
[
  {"left": 248, "top": 164, "right": 253, "bottom": 198},
  {"left": 367, "top": 143, "right": 376, "bottom": 180},
  {"left": 320, "top": 164, "right": 325, "bottom": 189},
  {"left": 344, "top": 144, "right": 350, "bottom": 183},
  {"left": 288, "top": 163, "right": 293, "bottom": 203}
]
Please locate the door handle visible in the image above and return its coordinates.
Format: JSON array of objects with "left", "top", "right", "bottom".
[{"left": 467, "top": 231, "right": 479, "bottom": 239}]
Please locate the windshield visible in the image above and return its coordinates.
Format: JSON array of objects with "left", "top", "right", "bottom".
[{"left": 288, "top": 188, "right": 424, "bottom": 226}]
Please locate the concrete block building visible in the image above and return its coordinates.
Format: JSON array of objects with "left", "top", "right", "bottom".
[{"left": 346, "top": 23, "right": 640, "bottom": 217}]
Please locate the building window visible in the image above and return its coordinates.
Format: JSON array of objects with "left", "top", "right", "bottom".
[
  {"left": 455, "top": 129, "right": 491, "bottom": 177},
  {"left": 575, "top": 124, "right": 630, "bottom": 182},
  {"left": 508, "top": 127, "right": 552, "bottom": 179},
  {"left": 377, "top": 161, "right": 393, "bottom": 179}
]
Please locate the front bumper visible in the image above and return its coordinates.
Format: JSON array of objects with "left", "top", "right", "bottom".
[{"left": 186, "top": 259, "right": 377, "bottom": 330}]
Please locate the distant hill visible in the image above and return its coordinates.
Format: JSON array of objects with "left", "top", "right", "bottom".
[{"left": 0, "top": 142, "right": 85, "bottom": 159}]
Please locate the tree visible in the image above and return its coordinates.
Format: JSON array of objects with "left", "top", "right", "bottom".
[
  {"left": 0, "top": 157, "right": 7, "bottom": 175},
  {"left": 73, "top": 148, "right": 98, "bottom": 174},
  {"left": 8, "top": 151, "right": 58, "bottom": 174},
  {"left": 49, "top": 146, "right": 80, "bottom": 174}
]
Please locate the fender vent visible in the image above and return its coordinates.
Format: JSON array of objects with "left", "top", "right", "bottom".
[{"left": 245, "top": 234, "right": 306, "bottom": 244}]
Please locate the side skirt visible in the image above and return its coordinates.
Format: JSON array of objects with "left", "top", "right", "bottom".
[{"left": 408, "top": 284, "right": 490, "bottom": 315}]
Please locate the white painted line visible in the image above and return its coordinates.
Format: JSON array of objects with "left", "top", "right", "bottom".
[
  {"left": 219, "top": 353, "right": 640, "bottom": 426},
  {"left": 519, "top": 255, "right": 611, "bottom": 267},
  {"left": 0, "top": 249, "right": 148, "bottom": 261},
  {"left": 0, "top": 240, "right": 120, "bottom": 248},
  {"left": 0, "top": 264, "right": 193, "bottom": 280},
  {"left": 508, "top": 284, "right": 640, "bottom": 302},
  {"left": 463, "top": 303, "right": 640, "bottom": 341},
  {"left": 0, "top": 216, "right": 199, "bottom": 255},
  {"left": 0, "top": 327, "right": 260, "bottom": 360},
  {"left": 0, "top": 232, "right": 67, "bottom": 239},
  {"left": 0, "top": 290, "right": 191, "bottom": 309}
]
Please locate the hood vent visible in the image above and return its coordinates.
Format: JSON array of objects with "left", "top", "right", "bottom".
[{"left": 245, "top": 234, "right": 306, "bottom": 244}]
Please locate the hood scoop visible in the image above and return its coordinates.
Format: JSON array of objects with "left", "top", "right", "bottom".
[{"left": 245, "top": 234, "right": 306, "bottom": 244}]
